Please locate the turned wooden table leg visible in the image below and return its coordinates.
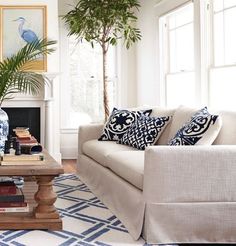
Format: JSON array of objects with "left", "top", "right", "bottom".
[{"left": 34, "top": 176, "right": 59, "bottom": 219}]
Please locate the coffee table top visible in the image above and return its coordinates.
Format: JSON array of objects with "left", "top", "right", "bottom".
[{"left": 0, "top": 150, "right": 64, "bottom": 176}]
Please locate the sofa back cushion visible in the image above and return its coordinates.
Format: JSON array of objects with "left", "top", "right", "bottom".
[
  {"left": 155, "top": 106, "right": 236, "bottom": 145},
  {"left": 213, "top": 110, "right": 236, "bottom": 145},
  {"left": 164, "top": 105, "right": 198, "bottom": 143}
]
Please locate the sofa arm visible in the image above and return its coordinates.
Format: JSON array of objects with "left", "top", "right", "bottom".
[
  {"left": 78, "top": 123, "right": 104, "bottom": 155},
  {"left": 143, "top": 145, "right": 236, "bottom": 203}
]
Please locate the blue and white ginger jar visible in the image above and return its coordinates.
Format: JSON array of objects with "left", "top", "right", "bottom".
[{"left": 0, "top": 109, "right": 9, "bottom": 153}]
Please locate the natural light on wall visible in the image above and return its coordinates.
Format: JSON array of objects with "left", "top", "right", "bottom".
[
  {"left": 160, "top": 2, "right": 195, "bottom": 107},
  {"left": 210, "top": 67, "right": 236, "bottom": 109}
]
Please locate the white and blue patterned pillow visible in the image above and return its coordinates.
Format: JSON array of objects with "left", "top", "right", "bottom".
[
  {"left": 169, "top": 107, "right": 221, "bottom": 145},
  {"left": 117, "top": 115, "right": 171, "bottom": 150},
  {"left": 98, "top": 108, "right": 152, "bottom": 141}
]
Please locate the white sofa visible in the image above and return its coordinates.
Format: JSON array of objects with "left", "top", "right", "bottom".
[{"left": 77, "top": 106, "right": 236, "bottom": 244}]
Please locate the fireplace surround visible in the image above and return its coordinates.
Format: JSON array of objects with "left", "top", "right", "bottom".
[{"left": 2, "top": 107, "right": 41, "bottom": 142}]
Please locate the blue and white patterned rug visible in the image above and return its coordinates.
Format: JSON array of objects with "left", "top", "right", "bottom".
[{"left": 0, "top": 174, "right": 150, "bottom": 246}]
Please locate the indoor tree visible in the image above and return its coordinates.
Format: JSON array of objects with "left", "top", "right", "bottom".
[{"left": 63, "top": 0, "right": 141, "bottom": 120}]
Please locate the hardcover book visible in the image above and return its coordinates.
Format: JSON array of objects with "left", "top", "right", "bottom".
[
  {"left": 18, "top": 136, "right": 38, "bottom": 144},
  {"left": 0, "top": 188, "right": 24, "bottom": 203},
  {"left": 2, "top": 154, "right": 44, "bottom": 161},
  {"left": 0, "top": 202, "right": 27, "bottom": 208},
  {"left": 0, "top": 203, "right": 29, "bottom": 213},
  {"left": 0, "top": 181, "right": 16, "bottom": 195},
  {"left": 1, "top": 160, "right": 45, "bottom": 166}
]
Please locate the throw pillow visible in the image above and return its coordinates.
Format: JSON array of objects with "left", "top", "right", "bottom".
[
  {"left": 118, "top": 115, "right": 171, "bottom": 150},
  {"left": 98, "top": 108, "right": 152, "bottom": 141},
  {"left": 169, "top": 107, "right": 222, "bottom": 145}
]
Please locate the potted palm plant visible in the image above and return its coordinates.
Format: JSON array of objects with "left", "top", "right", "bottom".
[{"left": 0, "top": 39, "right": 56, "bottom": 151}]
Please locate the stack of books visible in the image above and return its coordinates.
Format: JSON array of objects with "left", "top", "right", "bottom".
[
  {"left": 13, "top": 127, "right": 38, "bottom": 145},
  {"left": 0, "top": 181, "right": 29, "bottom": 213},
  {"left": 12, "top": 127, "right": 42, "bottom": 154}
]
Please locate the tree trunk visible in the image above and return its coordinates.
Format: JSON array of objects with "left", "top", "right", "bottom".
[{"left": 102, "top": 44, "right": 110, "bottom": 121}]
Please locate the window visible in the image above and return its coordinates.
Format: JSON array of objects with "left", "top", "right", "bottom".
[
  {"left": 59, "top": 20, "right": 117, "bottom": 129},
  {"left": 210, "top": 0, "right": 236, "bottom": 109},
  {"left": 160, "top": 3, "right": 195, "bottom": 107},
  {"left": 159, "top": 0, "right": 236, "bottom": 110},
  {"left": 68, "top": 37, "right": 116, "bottom": 125},
  {"left": 213, "top": 0, "right": 236, "bottom": 66}
]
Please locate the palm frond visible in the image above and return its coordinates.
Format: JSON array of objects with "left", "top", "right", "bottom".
[{"left": 0, "top": 39, "right": 56, "bottom": 106}]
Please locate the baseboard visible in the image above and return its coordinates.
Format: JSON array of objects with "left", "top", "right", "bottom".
[
  {"left": 61, "top": 147, "right": 77, "bottom": 159},
  {"left": 54, "top": 152, "right": 62, "bottom": 164}
]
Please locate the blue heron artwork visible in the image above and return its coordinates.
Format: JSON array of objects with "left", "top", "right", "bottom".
[
  {"left": 2, "top": 7, "right": 46, "bottom": 70},
  {"left": 14, "top": 17, "right": 39, "bottom": 44}
]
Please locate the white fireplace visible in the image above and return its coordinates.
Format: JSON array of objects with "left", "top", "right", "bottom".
[{"left": 1, "top": 73, "right": 61, "bottom": 163}]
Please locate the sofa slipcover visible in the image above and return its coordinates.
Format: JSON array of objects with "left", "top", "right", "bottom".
[{"left": 78, "top": 107, "right": 236, "bottom": 244}]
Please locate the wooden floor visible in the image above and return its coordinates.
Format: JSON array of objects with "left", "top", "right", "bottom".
[{"left": 62, "top": 159, "right": 77, "bottom": 173}]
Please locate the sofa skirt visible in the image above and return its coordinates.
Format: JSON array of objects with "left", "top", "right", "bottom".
[
  {"left": 143, "top": 202, "right": 236, "bottom": 244},
  {"left": 78, "top": 154, "right": 145, "bottom": 240}
]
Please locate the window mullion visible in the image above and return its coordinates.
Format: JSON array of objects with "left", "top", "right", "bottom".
[
  {"left": 222, "top": 3, "right": 226, "bottom": 65},
  {"left": 209, "top": 0, "right": 214, "bottom": 68},
  {"left": 165, "top": 19, "right": 170, "bottom": 106}
]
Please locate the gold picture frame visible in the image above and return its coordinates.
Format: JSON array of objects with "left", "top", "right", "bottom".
[{"left": 0, "top": 5, "right": 47, "bottom": 71}]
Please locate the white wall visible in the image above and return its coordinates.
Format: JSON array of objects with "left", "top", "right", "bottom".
[
  {"left": 136, "top": 0, "right": 160, "bottom": 107},
  {"left": 0, "top": 0, "right": 61, "bottom": 162},
  {"left": 117, "top": 44, "right": 137, "bottom": 108},
  {"left": 58, "top": 0, "right": 78, "bottom": 159}
]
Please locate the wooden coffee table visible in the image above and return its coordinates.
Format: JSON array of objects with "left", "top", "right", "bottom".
[{"left": 0, "top": 150, "right": 64, "bottom": 230}]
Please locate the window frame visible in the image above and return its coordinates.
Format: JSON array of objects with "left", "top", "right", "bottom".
[
  {"left": 210, "top": 0, "right": 236, "bottom": 68},
  {"left": 159, "top": 1, "right": 196, "bottom": 107},
  {"left": 208, "top": 0, "right": 236, "bottom": 109}
]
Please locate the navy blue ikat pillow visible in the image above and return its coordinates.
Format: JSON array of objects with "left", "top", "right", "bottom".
[{"left": 118, "top": 115, "right": 171, "bottom": 150}]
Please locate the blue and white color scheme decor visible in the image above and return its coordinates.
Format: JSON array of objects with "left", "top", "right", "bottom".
[
  {"left": 118, "top": 115, "right": 171, "bottom": 150},
  {"left": 98, "top": 108, "right": 152, "bottom": 141},
  {"left": 0, "top": 108, "right": 8, "bottom": 153},
  {"left": 169, "top": 107, "right": 221, "bottom": 146},
  {"left": 0, "top": 174, "right": 149, "bottom": 246},
  {"left": 14, "top": 17, "right": 39, "bottom": 44}
]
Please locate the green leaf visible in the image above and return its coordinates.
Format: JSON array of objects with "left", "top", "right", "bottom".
[
  {"left": 0, "top": 39, "right": 56, "bottom": 106},
  {"left": 63, "top": 0, "right": 142, "bottom": 49}
]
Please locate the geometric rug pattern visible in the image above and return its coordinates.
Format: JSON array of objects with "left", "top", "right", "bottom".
[{"left": 0, "top": 174, "right": 151, "bottom": 246}]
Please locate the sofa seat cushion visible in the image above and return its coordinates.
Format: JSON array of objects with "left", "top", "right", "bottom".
[
  {"left": 107, "top": 151, "right": 144, "bottom": 190},
  {"left": 82, "top": 139, "right": 136, "bottom": 167}
]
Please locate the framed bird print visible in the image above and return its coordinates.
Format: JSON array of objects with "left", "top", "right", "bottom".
[{"left": 0, "top": 6, "right": 47, "bottom": 71}]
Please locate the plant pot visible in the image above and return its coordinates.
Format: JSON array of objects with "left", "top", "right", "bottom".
[{"left": 0, "top": 108, "right": 9, "bottom": 153}]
